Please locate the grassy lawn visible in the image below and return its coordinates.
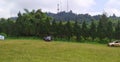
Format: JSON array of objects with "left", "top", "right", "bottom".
[{"left": 0, "top": 39, "right": 120, "bottom": 62}]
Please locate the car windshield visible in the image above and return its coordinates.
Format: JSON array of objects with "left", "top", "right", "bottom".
[{"left": 115, "top": 42, "right": 119, "bottom": 43}]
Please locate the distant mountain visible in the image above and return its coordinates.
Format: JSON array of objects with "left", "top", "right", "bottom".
[
  {"left": 47, "top": 11, "right": 99, "bottom": 22},
  {"left": 9, "top": 11, "right": 120, "bottom": 23},
  {"left": 10, "top": 17, "right": 17, "bottom": 20},
  {"left": 47, "top": 11, "right": 120, "bottom": 22}
]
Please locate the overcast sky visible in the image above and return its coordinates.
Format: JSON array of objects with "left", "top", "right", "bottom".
[{"left": 0, "top": 0, "right": 120, "bottom": 18}]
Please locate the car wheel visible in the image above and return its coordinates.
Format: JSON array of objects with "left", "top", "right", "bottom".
[{"left": 111, "top": 45, "right": 114, "bottom": 47}]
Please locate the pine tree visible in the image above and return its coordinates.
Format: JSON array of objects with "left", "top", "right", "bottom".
[
  {"left": 89, "top": 20, "right": 96, "bottom": 40},
  {"left": 114, "top": 21, "right": 120, "bottom": 40},
  {"left": 73, "top": 21, "right": 81, "bottom": 41},
  {"left": 64, "top": 21, "right": 73, "bottom": 40},
  {"left": 106, "top": 21, "right": 113, "bottom": 41},
  {"left": 44, "top": 17, "right": 51, "bottom": 36},
  {"left": 57, "top": 21, "right": 64, "bottom": 39},
  {"left": 81, "top": 21, "right": 88, "bottom": 40},
  {"left": 97, "top": 14, "right": 108, "bottom": 42},
  {"left": 97, "top": 19, "right": 105, "bottom": 41},
  {"left": 51, "top": 20, "right": 57, "bottom": 38}
]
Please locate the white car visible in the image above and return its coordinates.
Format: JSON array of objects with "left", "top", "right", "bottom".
[
  {"left": 0, "top": 35, "right": 5, "bottom": 40},
  {"left": 108, "top": 40, "right": 120, "bottom": 47},
  {"left": 43, "top": 36, "right": 52, "bottom": 41}
]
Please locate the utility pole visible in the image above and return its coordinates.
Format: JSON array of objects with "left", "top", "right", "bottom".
[
  {"left": 57, "top": 3, "right": 60, "bottom": 13},
  {"left": 67, "top": 0, "right": 69, "bottom": 12},
  {"left": 57, "top": 0, "right": 62, "bottom": 13}
]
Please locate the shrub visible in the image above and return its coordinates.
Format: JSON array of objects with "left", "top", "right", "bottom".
[{"left": 0, "top": 33, "right": 7, "bottom": 37}]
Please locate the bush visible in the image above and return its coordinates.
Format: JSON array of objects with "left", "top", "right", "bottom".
[{"left": 0, "top": 33, "right": 7, "bottom": 37}]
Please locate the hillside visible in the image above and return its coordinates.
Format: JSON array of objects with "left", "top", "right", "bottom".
[
  {"left": 47, "top": 11, "right": 120, "bottom": 22},
  {"left": 0, "top": 39, "right": 120, "bottom": 62},
  {"left": 9, "top": 11, "right": 120, "bottom": 23}
]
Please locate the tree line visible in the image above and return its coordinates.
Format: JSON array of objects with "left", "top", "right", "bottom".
[
  {"left": 47, "top": 10, "right": 120, "bottom": 22},
  {"left": 0, "top": 9, "right": 119, "bottom": 43}
]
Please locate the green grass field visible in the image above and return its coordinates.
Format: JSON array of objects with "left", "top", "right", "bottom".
[{"left": 0, "top": 39, "right": 120, "bottom": 62}]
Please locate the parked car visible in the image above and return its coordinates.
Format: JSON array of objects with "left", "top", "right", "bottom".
[
  {"left": 0, "top": 35, "right": 5, "bottom": 40},
  {"left": 108, "top": 40, "right": 120, "bottom": 47},
  {"left": 43, "top": 36, "right": 52, "bottom": 42}
]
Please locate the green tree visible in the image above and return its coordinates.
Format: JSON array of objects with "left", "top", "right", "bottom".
[
  {"left": 0, "top": 18, "right": 6, "bottom": 33},
  {"left": 0, "top": 18, "right": 15, "bottom": 36},
  {"left": 81, "top": 21, "right": 88, "bottom": 40},
  {"left": 43, "top": 17, "right": 51, "bottom": 36},
  {"left": 73, "top": 21, "right": 81, "bottom": 41},
  {"left": 97, "top": 14, "right": 108, "bottom": 42},
  {"left": 15, "top": 11, "right": 23, "bottom": 36},
  {"left": 114, "top": 21, "right": 120, "bottom": 40},
  {"left": 57, "top": 21, "right": 64, "bottom": 39},
  {"left": 89, "top": 20, "right": 96, "bottom": 40},
  {"left": 106, "top": 21, "right": 113, "bottom": 41},
  {"left": 64, "top": 21, "right": 73, "bottom": 40},
  {"left": 15, "top": 9, "right": 51, "bottom": 37},
  {"left": 51, "top": 20, "right": 58, "bottom": 38},
  {"left": 97, "top": 20, "right": 105, "bottom": 41}
]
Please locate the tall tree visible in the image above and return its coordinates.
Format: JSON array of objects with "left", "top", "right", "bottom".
[
  {"left": 57, "top": 21, "right": 64, "bottom": 39},
  {"left": 51, "top": 20, "right": 57, "bottom": 38},
  {"left": 97, "top": 14, "right": 108, "bottom": 42},
  {"left": 89, "top": 20, "right": 96, "bottom": 40},
  {"left": 64, "top": 21, "right": 73, "bottom": 40},
  {"left": 114, "top": 21, "right": 120, "bottom": 40},
  {"left": 106, "top": 21, "right": 113, "bottom": 41},
  {"left": 15, "top": 9, "right": 51, "bottom": 37},
  {"left": 73, "top": 21, "right": 81, "bottom": 41},
  {"left": 0, "top": 18, "right": 6, "bottom": 33},
  {"left": 44, "top": 17, "right": 51, "bottom": 36},
  {"left": 81, "top": 21, "right": 88, "bottom": 40}
]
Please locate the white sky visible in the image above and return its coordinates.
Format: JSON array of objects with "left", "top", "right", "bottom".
[{"left": 0, "top": 0, "right": 120, "bottom": 18}]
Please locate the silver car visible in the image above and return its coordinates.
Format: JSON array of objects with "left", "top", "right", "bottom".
[{"left": 108, "top": 40, "right": 120, "bottom": 47}]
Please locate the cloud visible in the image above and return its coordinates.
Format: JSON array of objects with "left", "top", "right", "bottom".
[
  {"left": 104, "top": 8, "right": 120, "bottom": 16},
  {"left": 68, "top": 0, "right": 96, "bottom": 14},
  {"left": 105, "top": 0, "right": 120, "bottom": 16},
  {"left": 0, "top": 9, "right": 10, "bottom": 18},
  {"left": 0, "top": 0, "right": 96, "bottom": 18},
  {"left": 106, "top": 0, "right": 120, "bottom": 8},
  {"left": 72, "top": 0, "right": 96, "bottom": 8},
  {"left": 88, "top": 12, "right": 102, "bottom": 16},
  {"left": 0, "top": 0, "right": 14, "bottom": 18}
]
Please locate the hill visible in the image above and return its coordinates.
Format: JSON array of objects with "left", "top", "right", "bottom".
[
  {"left": 0, "top": 39, "right": 120, "bottom": 62},
  {"left": 47, "top": 11, "right": 120, "bottom": 22},
  {"left": 9, "top": 11, "right": 120, "bottom": 23}
]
